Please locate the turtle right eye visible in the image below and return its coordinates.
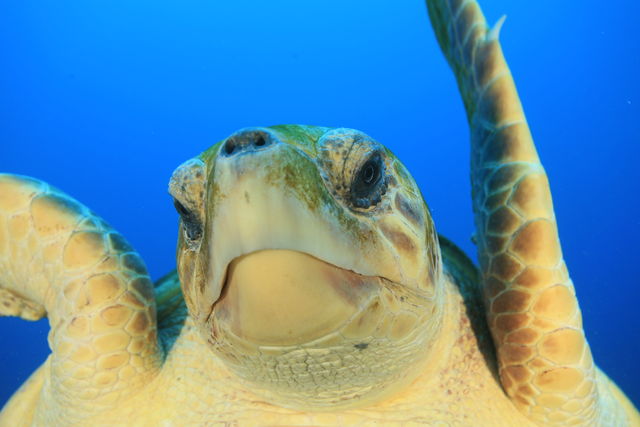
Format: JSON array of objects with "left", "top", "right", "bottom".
[
  {"left": 349, "top": 152, "right": 388, "bottom": 209},
  {"left": 173, "top": 199, "right": 203, "bottom": 242}
]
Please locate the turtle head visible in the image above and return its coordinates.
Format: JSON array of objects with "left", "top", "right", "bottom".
[{"left": 169, "top": 125, "right": 447, "bottom": 409}]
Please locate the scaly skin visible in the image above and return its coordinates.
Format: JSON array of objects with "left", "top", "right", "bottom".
[{"left": 0, "top": 175, "right": 162, "bottom": 425}]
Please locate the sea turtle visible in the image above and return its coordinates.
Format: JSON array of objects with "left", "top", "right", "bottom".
[{"left": 0, "top": 0, "right": 638, "bottom": 425}]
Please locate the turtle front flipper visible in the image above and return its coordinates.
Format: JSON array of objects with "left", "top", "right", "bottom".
[
  {"left": 0, "top": 174, "right": 162, "bottom": 424},
  {"left": 425, "top": 1, "right": 638, "bottom": 425}
]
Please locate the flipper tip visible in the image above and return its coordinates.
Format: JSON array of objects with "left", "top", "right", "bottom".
[{"left": 488, "top": 15, "right": 507, "bottom": 41}]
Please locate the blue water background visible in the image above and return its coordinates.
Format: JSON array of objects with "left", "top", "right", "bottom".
[{"left": 1, "top": 0, "right": 639, "bottom": 408}]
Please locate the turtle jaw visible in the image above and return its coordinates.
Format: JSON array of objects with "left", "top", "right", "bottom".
[
  {"left": 212, "top": 249, "right": 383, "bottom": 347},
  {"left": 205, "top": 221, "right": 406, "bottom": 330}
]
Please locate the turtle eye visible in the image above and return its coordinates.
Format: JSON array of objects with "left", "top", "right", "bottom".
[
  {"left": 350, "top": 152, "right": 387, "bottom": 209},
  {"left": 173, "top": 198, "right": 203, "bottom": 242}
]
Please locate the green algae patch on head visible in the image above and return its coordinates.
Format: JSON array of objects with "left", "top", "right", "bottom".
[{"left": 268, "top": 124, "right": 329, "bottom": 155}]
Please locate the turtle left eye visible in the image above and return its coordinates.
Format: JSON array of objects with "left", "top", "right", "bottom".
[
  {"left": 173, "top": 198, "right": 203, "bottom": 242},
  {"left": 350, "top": 153, "right": 387, "bottom": 209}
]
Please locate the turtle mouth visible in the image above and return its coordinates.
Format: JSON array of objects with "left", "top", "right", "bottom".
[{"left": 210, "top": 249, "right": 384, "bottom": 346}]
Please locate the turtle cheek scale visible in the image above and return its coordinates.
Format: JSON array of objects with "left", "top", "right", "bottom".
[{"left": 173, "top": 126, "right": 451, "bottom": 410}]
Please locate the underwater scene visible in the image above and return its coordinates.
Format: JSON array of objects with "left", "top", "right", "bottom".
[{"left": 1, "top": 0, "right": 639, "bottom": 418}]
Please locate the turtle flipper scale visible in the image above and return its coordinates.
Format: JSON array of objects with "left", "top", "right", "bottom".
[
  {"left": 0, "top": 174, "right": 161, "bottom": 424},
  {"left": 425, "top": 1, "right": 638, "bottom": 425}
]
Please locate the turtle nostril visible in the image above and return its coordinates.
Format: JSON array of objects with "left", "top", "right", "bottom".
[
  {"left": 255, "top": 135, "right": 266, "bottom": 147},
  {"left": 220, "top": 128, "right": 277, "bottom": 157},
  {"left": 223, "top": 140, "right": 237, "bottom": 155}
]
